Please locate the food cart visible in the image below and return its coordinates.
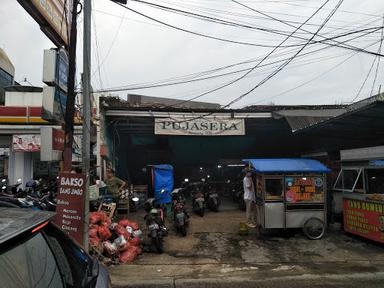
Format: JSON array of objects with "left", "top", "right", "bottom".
[
  {"left": 243, "top": 158, "right": 330, "bottom": 239},
  {"left": 333, "top": 156, "right": 384, "bottom": 244}
]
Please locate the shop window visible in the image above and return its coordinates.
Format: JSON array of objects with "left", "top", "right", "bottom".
[
  {"left": 366, "top": 169, "right": 384, "bottom": 194},
  {"left": 265, "top": 178, "right": 283, "bottom": 201}
]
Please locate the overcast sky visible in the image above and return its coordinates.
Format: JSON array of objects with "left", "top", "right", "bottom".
[{"left": 1, "top": 0, "right": 384, "bottom": 107}]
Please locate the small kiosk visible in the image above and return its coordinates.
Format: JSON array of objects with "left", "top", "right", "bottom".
[
  {"left": 334, "top": 147, "right": 384, "bottom": 244},
  {"left": 243, "top": 158, "right": 330, "bottom": 239}
]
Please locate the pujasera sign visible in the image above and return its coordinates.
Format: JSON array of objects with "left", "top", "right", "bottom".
[{"left": 155, "top": 117, "right": 245, "bottom": 136}]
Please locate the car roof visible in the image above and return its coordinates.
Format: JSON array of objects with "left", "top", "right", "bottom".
[{"left": 0, "top": 208, "right": 55, "bottom": 245}]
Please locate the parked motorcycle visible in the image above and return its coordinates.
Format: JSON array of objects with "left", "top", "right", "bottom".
[
  {"left": 144, "top": 198, "right": 168, "bottom": 253},
  {"left": 172, "top": 189, "right": 189, "bottom": 236},
  {"left": 206, "top": 189, "right": 220, "bottom": 212},
  {"left": 192, "top": 188, "right": 205, "bottom": 217}
]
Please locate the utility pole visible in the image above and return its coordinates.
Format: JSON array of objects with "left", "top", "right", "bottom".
[
  {"left": 63, "top": 0, "right": 79, "bottom": 172},
  {"left": 82, "top": 0, "right": 92, "bottom": 252}
]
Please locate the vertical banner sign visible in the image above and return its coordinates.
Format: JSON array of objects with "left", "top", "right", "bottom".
[
  {"left": 55, "top": 173, "right": 85, "bottom": 245},
  {"left": 343, "top": 198, "right": 384, "bottom": 244}
]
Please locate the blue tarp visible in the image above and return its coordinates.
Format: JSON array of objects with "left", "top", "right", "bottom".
[
  {"left": 153, "top": 164, "right": 174, "bottom": 204},
  {"left": 243, "top": 158, "right": 330, "bottom": 173}
]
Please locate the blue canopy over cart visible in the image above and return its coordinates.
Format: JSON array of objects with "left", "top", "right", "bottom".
[{"left": 243, "top": 158, "right": 330, "bottom": 239}]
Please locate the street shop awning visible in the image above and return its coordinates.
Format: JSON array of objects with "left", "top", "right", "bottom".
[{"left": 243, "top": 158, "right": 330, "bottom": 173}]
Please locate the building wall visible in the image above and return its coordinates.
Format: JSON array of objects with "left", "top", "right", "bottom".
[{"left": 0, "top": 48, "right": 15, "bottom": 105}]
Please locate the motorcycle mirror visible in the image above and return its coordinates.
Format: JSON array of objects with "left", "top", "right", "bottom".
[{"left": 132, "top": 197, "right": 139, "bottom": 202}]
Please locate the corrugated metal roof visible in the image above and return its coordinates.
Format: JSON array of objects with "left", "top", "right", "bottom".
[
  {"left": 274, "top": 108, "right": 346, "bottom": 132},
  {"left": 243, "top": 158, "right": 330, "bottom": 173},
  {"left": 293, "top": 93, "right": 384, "bottom": 134}
]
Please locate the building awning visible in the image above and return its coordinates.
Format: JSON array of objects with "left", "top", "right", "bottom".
[{"left": 243, "top": 158, "right": 330, "bottom": 173}]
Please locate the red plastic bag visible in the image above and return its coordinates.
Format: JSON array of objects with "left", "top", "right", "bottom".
[
  {"left": 119, "top": 242, "right": 131, "bottom": 252},
  {"left": 89, "top": 228, "right": 98, "bottom": 238},
  {"left": 118, "top": 219, "right": 130, "bottom": 227},
  {"left": 103, "top": 241, "right": 118, "bottom": 256},
  {"left": 98, "top": 226, "right": 112, "bottom": 240},
  {"left": 90, "top": 212, "right": 103, "bottom": 224},
  {"left": 102, "top": 217, "right": 112, "bottom": 227},
  {"left": 119, "top": 219, "right": 139, "bottom": 231},
  {"left": 114, "top": 224, "right": 130, "bottom": 239},
  {"left": 89, "top": 237, "right": 100, "bottom": 247},
  {"left": 129, "top": 237, "right": 141, "bottom": 247},
  {"left": 119, "top": 246, "right": 138, "bottom": 263}
]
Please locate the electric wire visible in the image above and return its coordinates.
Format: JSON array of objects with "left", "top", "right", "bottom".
[
  {"left": 223, "top": 0, "right": 345, "bottom": 109},
  {"left": 130, "top": 0, "right": 384, "bottom": 56},
  {"left": 155, "top": 0, "right": 341, "bottom": 121},
  {"left": 368, "top": 17, "right": 384, "bottom": 99},
  {"left": 246, "top": 36, "right": 384, "bottom": 106},
  {"left": 92, "top": 26, "right": 382, "bottom": 94}
]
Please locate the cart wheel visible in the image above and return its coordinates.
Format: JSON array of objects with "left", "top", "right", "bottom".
[{"left": 303, "top": 217, "right": 325, "bottom": 240}]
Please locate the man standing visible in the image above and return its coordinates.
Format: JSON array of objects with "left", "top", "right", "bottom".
[
  {"left": 243, "top": 170, "right": 256, "bottom": 228},
  {"left": 106, "top": 168, "right": 126, "bottom": 203}
]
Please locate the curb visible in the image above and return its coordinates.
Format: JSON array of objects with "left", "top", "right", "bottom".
[{"left": 112, "top": 272, "right": 384, "bottom": 288}]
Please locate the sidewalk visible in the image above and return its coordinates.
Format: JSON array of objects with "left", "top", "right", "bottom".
[{"left": 109, "top": 206, "right": 384, "bottom": 287}]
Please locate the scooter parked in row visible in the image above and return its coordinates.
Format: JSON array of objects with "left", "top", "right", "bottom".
[
  {"left": 172, "top": 188, "right": 189, "bottom": 236},
  {"left": 144, "top": 198, "right": 168, "bottom": 253},
  {"left": 192, "top": 187, "right": 205, "bottom": 217},
  {"left": 205, "top": 188, "right": 220, "bottom": 212}
]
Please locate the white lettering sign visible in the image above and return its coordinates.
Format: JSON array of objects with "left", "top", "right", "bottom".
[{"left": 154, "top": 118, "right": 245, "bottom": 136}]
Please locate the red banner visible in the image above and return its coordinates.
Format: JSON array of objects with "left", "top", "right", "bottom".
[
  {"left": 55, "top": 173, "right": 85, "bottom": 246},
  {"left": 52, "top": 128, "right": 65, "bottom": 151},
  {"left": 343, "top": 198, "right": 384, "bottom": 244}
]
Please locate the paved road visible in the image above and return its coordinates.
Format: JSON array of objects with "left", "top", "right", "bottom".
[{"left": 110, "top": 206, "right": 384, "bottom": 287}]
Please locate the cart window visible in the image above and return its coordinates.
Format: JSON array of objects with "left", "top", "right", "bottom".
[
  {"left": 366, "top": 169, "right": 384, "bottom": 194},
  {"left": 353, "top": 172, "right": 364, "bottom": 193},
  {"left": 285, "top": 176, "right": 325, "bottom": 203},
  {"left": 333, "top": 168, "right": 361, "bottom": 192},
  {"left": 265, "top": 178, "right": 283, "bottom": 201}
]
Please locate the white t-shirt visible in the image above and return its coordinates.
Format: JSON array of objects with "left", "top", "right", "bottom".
[{"left": 243, "top": 176, "right": 255, "bottom": 201}]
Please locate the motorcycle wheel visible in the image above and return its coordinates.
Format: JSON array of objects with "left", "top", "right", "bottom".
[{"left": 152, "top": 236, "right": 163, "bottom": 254}]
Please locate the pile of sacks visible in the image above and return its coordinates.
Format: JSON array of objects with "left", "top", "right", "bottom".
[{"left": 89, "top": 211, "right": 143, "bottom": 264}]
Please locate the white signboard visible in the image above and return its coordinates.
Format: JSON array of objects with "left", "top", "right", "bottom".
[
  {"left": 155, "top": 118, "right": 245, "bottom": 136},
  {"left": 12, "top": 135, "right": 41, "bottom": 152}
]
